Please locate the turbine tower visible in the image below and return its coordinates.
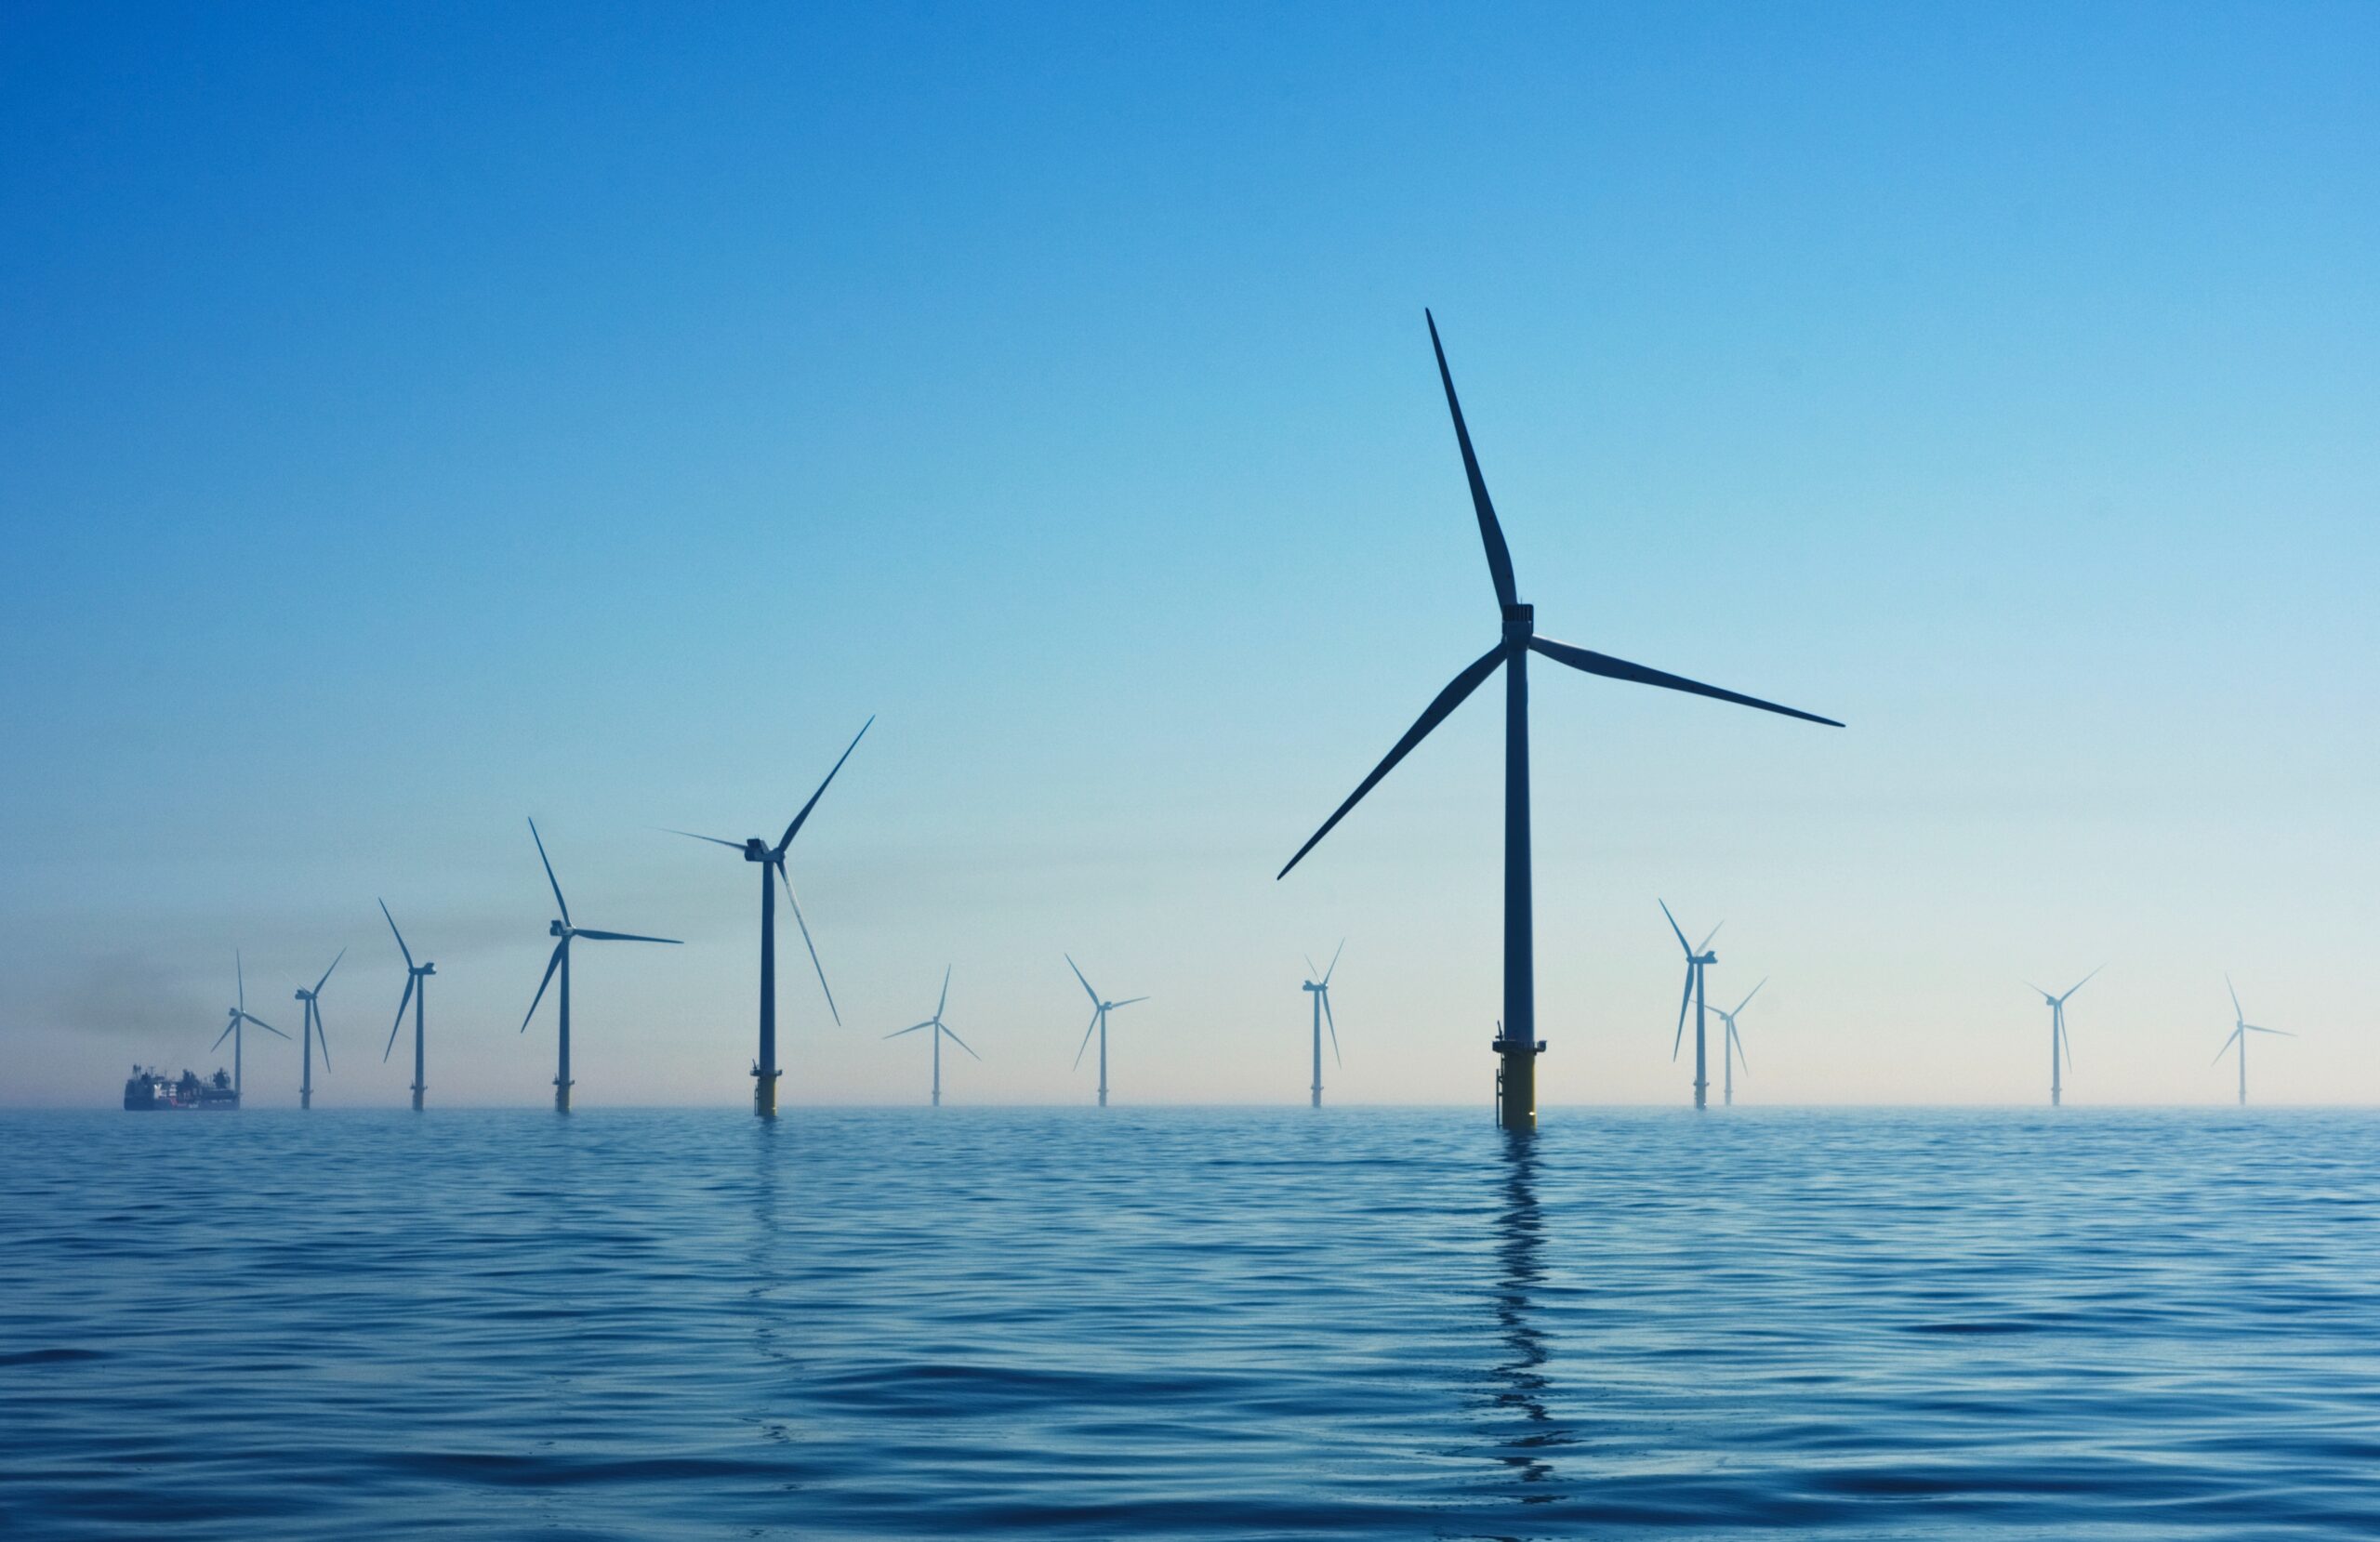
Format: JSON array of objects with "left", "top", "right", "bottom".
[
  {"left": 1276, "top": 310, "right": 1842, "bottom": 1131},
  {"left": 293, "top": 949, "right": 342, "bottom": 1110},
  {"left": 1660, "top": 902, "right": 1722, "bottom": 1109},
  {"left": 1708, "top": 978, "right": 1765, "bottom": 1107},
  {"left": 666, "top": 718, "right": 870, "bottom": 1119},
  {"left": 210, "top": 950, "right": 288, "bottom": 1100},
  {"left": 2215, "top": 975, "right": 2294, "bottom": 1105},
  {"left": 378, "top": 900, "right": 435, "bottom": 1111},
  {"left": 522, "top": 818, "right": 681, "bottom": 1114},
  {"left": 1301, "top": 942, "right": 1343, "bottom": 1107},
  {"left": 2027, "top": 967, "right": 2101, "bottom": 1107},
  {"left": 1066, "top": 956, "right": 1147, "bottom": 1107},
  {"left": 885, "top": 966, "right": 978, "bottom": 1106}
]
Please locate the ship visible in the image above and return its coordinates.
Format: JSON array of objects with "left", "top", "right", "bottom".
[{"left": 123, "top": 1065, "right": 240, "bottom": 1111}]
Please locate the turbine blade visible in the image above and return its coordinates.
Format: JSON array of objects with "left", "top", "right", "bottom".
[
  {"left": 574, "top": 929, "right": 682, "bottom": 944},
  {"left": 1673, "top": 968, "right": 1693, "bottom": 1059},
  {"left": 383, "top": 974, "right": 416, "bottom": 1061},
  {"left": 884, "top": 1022, "right": 932, "bottom": 1039},
  {"left": 2213, "top": 1027, "right": 2241, "bottom": 1066},
  {"left": 1073, "top": 1008, "right": 1099, "bottom": 1070},
  {"left": 313, "top": 947, "right": 344, "bottom": 995},
  {"left": 1322, "top": 939, "right": 1344, "bottom": 986},
  {"left": 936, "top": 964, "right": 951, "bottom": 1021},
  {"left": 2060, "top": 964, "right": 2104, "bottom": 1003},
  {"left": 313, "top": 1013, "right": 331, "bottom": 1072},
  {"left": 1735, "top": 977, "right": 1767, "bottom": 1015},
  {"left": 244, "top": 1012, "right": 290, "bottom": 1040},
  {"left": 778, "top": 865, "right": 838, "bottom": 1025},
  {"left": 236, "top": 949, "right": 245, "bottom": 1014},
  {"left": 1424, "top": 309, "right": 1518, "bottom": 609},
  {"left": 1659, "top": 899, "right": 1691, "bottom": 955},
  {"left": 522, "top": 941, "right": 565, "bottom": 1031},
  {"left": 776, "top": 717, "right": 874, "bottom": 856},
  {"left": 212, "top": 1021, "right": 235, "bottom": 1051},
  {"left": 1065, "top": 954, "right": 1101, "bottom": 1009},
  {"left": 1729, "top": 1020, "right": 1749, "bottom": 1071},
  {"left": 1108, "top": 995, "right": 1150, "bottom": 1009},
  {"left": 2061, "top": 1023, "right": 2074, "bottom": 1073},
  {"left": 528, "top": 817, "right": 571, "bottom": 927},
  {"left": 1528, "top": 636, "right": 1844, "bottom": 728},
  {"left": 1698, "top": 922, "right": 1724, "bottom": 953},
  {"left": 663, "top": 827, "right": 747, "bottom": 850},
  {"left": 1322, "top": 990, "right": 1341, "bottom": 1066},
  {"left": 1276, "top": 644, "right": 1505, "bottom": 880},
  {"left": 941, "top": 1022, "right": 982, "bottom": 1061},
  {"left": 378, "top": 899, "right": 415, "bottom": 971},
  {"left": 2247, "top": 1025, "right": 2295, "bottom": 1037},
  {"left": 1303, "top": 955, "right": 1321, "bottom": 982},
  {"left": 2227, "top": 972, "right": 2242, "bottom": 1022}
]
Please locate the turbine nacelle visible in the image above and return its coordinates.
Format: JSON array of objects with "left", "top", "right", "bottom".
[
  {"left": 1501, "top": 601, "right": 1533, "bottom": 645},
  {"left": 549, "top": 919, "right": 571, "bottom": 939},
  {"left": 741, "top": 838, "right": 771, "bottom": 862},
  {"left": 416, "top": 962, "right": 437, "bottom": 977}
]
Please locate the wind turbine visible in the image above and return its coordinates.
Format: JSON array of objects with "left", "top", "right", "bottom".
[
  {"left": 1708, "top": 978, "right": 1765, "bottom": 1108},
  {"left": 665, "top": 718, "right": 870, "bottom": 1119},
  {"left": 2215, "top": 975, "right": 2294, "bottom": 1105},
  {"left": 210, "top": 950, "right": 288, "bottom": 1100},
  {"left": 1302, "top": 942, "right": 1344, "bottom": 1108},
  {"left": 293, "top": 949, "right": 342, "bottom": 1110},
  {"left": 2026, "top": 967, "right": 2101, "bottom": 1107},
  {"left": 885, "top": 966, "right": 979, "bottom": 1106},
  {"left": 1066, "top": 956, "right": 1147, "bottom": 1108},
  {"left": 522, "top": 818, "right": 681, "bottom": 1114},
  {"left": 1276, "top": 311, "right": 1843, "bottom": 1130},
  {"left": 378, "top": 900, "right": 435, "bottom": 1111},
  {"left": 1660, "top": 902, "right": 1723, "bottom": 1109}
]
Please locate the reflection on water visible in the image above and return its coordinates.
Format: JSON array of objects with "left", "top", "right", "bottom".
[{"left": 1485, "top": 1129, "right": 1567, "bottom": 1504}]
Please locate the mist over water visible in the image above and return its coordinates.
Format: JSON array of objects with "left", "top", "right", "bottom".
[{"left": 3, "top": 1106, "right": 2374, "bottom": 1538}]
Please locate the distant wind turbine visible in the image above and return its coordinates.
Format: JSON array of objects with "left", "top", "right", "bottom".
[
  {"left": 2026, "top": 967, "right": 2101, "bottom": 1107},
  {"left": 1066, "top": 956, "right": 1147, "bottom": 1108},
  {"left": 522, "top": 818, "right": 681, "bottom": 1114},
  {"left": 1661, "top": 902, "right": 1723, "bottom": 1109},
  {"left": 293, "top": 949, "right": 342, "bottom": 1110},
  {"left": 378, "top": 900, "right": 435, "bottom": 1111},
  {"left": 2215, "top": 975, "right": 2294, "bottom": 1106},
  {"left": 1302, "top": 942, "right": 1344, "bottom": 1108},
  {"left": 666, "top": 718, "right": 870, "bottom": 1119},
  {"left": 1276, "top": 310, "right": 1843, "bottom": 1131},
  {"left": 885, "top": 967, "right": 978, "bottom": 1106},
  {"left": 210, "top": 950, "right": 288, "bottom": 1100},
  {"left": 1708, "top": 979, "right": 1765, "bottom": 1108}
]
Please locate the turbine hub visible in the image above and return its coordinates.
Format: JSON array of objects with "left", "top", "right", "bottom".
[{"left": 1501, "top": 602, "right": 1533, "bottom": 645}]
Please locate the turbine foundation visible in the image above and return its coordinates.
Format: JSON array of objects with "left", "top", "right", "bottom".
[
  {"left": 753, "top": 1067, "right": 779, "bottom": 1120},
  {"left": 1494, "top": 1036, "right": 1542, "bottom": 1130}
]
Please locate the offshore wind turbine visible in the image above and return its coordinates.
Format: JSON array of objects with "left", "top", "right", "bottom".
[
  {"left": 1276, "top": 310, "right": 1843, "bottom": 1130},
  {"left": 210, "top": 950, "right": 288, "bottom": 1100},
  {"left": 1708, "top": 978, "right": 1765, "bottom": 1108},
  {"left": 2026, "top": 967, "right": 2101, "bottom": 1107},
  {"left": 378, "top": 900, "right": 435, "bottom": 1111},
  {"left": 885, "top": 967, "right": 978, "bottom": 1106},
  {"left": 1066, "top": 956, "right": 1147, "bottom": 1108},
  {"left": 665, "top": 718, "right": 870, "bottom": 1119},
  {"left": 1302, "top": 942, "right": 1344, "bottom": 1107},
  {"left": 2215, "top": 975, "right": 2294, "bottom": 1105},
  {"left": 522, "top": 818, "right": 681, "bottom": 1114},
  {"left": 1660, "top": 902, "right": 1723, "bottom": 1109},
  {"left": 293, "top": 950, "right": 342, "bottom": 1110}
]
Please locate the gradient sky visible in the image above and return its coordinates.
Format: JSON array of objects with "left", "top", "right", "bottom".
[{"left": 4, "top": 2, "right": 2374, "bottom": 1108}]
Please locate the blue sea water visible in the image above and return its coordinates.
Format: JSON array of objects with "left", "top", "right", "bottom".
[{"left": 1, "top": 1106, "right": 2374, "bottom": 1539}]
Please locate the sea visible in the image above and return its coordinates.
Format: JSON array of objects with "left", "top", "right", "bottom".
[{"left": 2, "top": 1106, "right": 2374, "bottom": 1539}]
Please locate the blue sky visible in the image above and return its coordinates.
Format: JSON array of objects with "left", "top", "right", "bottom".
[{"left": 3, "top": 2, "right": 2374, "bottom": 1106}]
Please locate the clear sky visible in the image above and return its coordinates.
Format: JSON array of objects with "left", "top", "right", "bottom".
[{"left": 4, "top": 2, "right": 2374, "bottom": 1108}]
